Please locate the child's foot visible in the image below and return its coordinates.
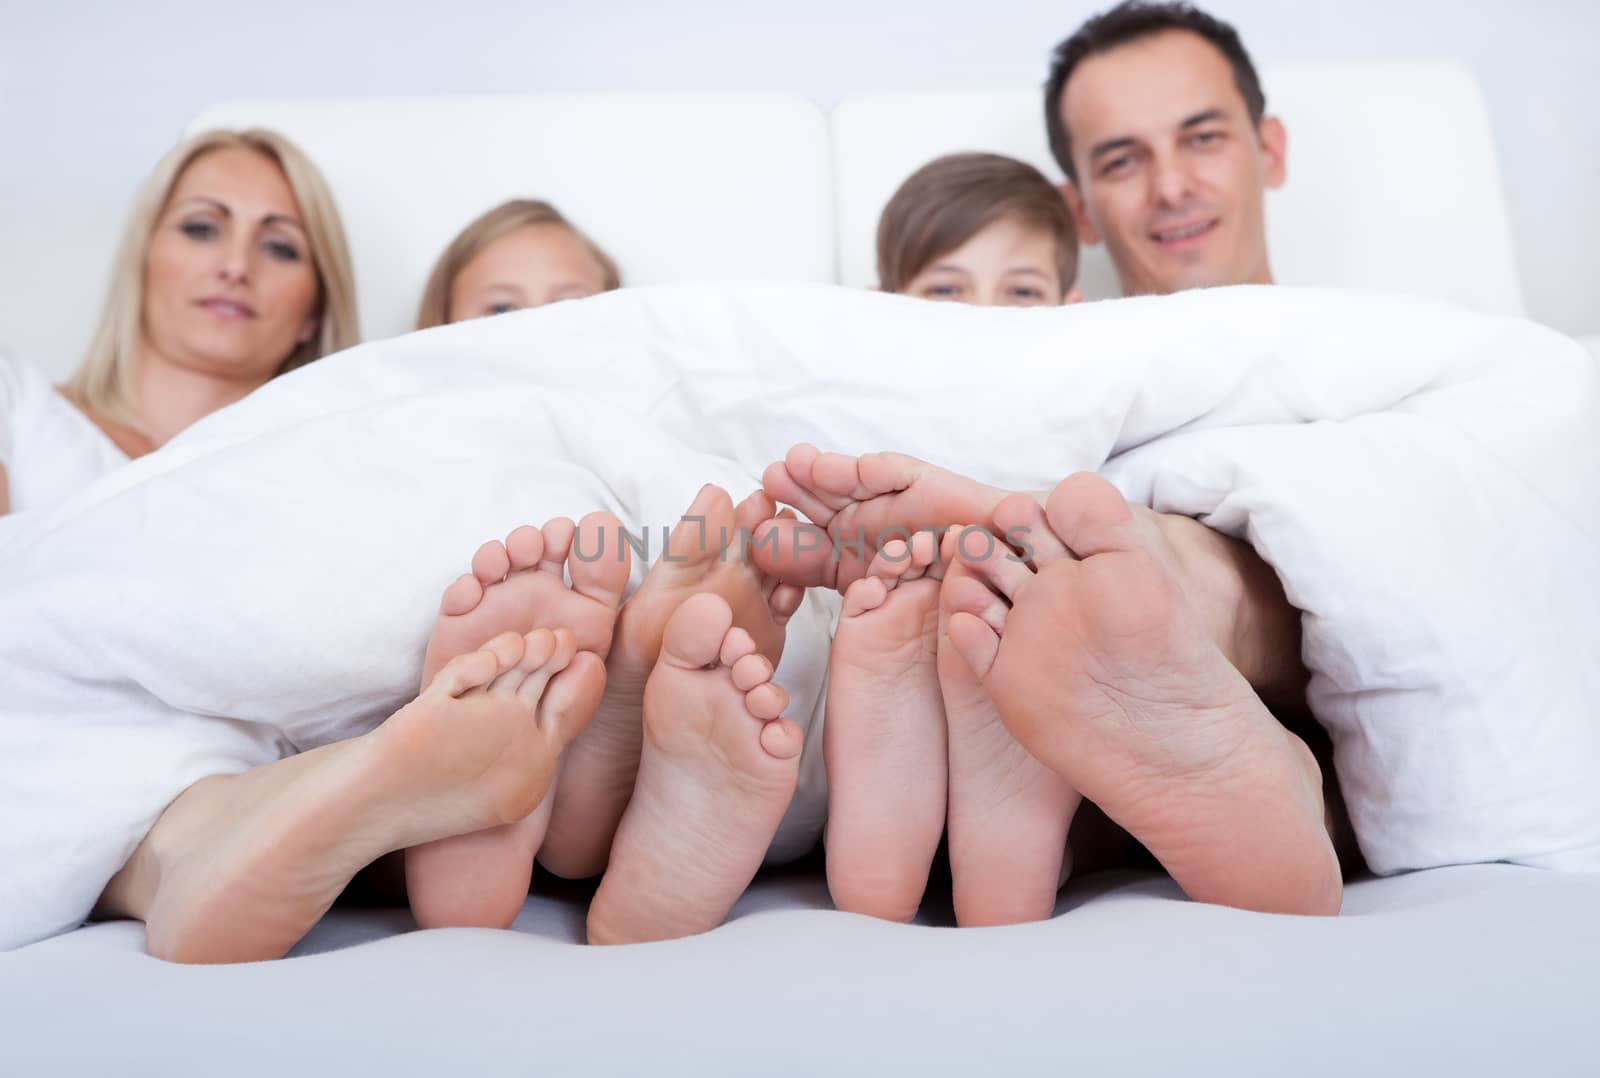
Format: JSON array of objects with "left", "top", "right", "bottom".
[
  {"left": 406, "top": 513, "right": 629, "bottom": 927},
  {"left": 586, "top": 594, "right": 802, "bottom": 944},
  {"left": 142, "top": 630, "right": 601, "bottom": 962},
  {"left": 538, "top": 486, "right": 804, "bottom": 879},
  {"left": 939, "top": 508, "right": 1082, "bottom": 926},
  {"left": 824, "top": 532, "right": 948, "bottom": 922},
  {"left": 945, "top": 473, "right": 1341, "bottom": 916},
  {"left": 757, "top": 445, "right": 1009, "bottom": 591}
]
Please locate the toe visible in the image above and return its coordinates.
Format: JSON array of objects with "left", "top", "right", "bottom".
[
  {"left": 430, "top": 648, "right": 503, "bottom": 697},
  {"left": 537, "top": 651, "right": 607, "bottom": 746},
  {"left": 471, "top": 540, "right": 511, "bottom": 585},
  {"left": 659, "top": 593, "right": 735, "bottom": 670},
  {"left": 570, "top": 511, "right": 631, "bottom": 606},
  {"left": 758, "top": 716, "right": 804, "bottom": 759},
  {"left": 765, "top": 456, "right": 836, "bottom": 526},
  {"left": 1044, "top": 473, "right": 1139, "bottom": 558},
  {"left": 505, "top": 525, "right": 546, "bottom": 571},
  {"left": 539, "top": 517, "right": 576, "bottom": 572},
  {"left": 745, "top": 682, "right": 788, "bottom": 721},
  {"left": 439, "top": 573, "right": 484, "bottom": 616},
  {"left": 735, "top": 490, "right": 778, "bottom": 534},
  {"left": 867, "top": 539, "right": 913, "bottom": 584},
  {"left": 856, "top": 451, "right": 922, "bottom": 498},
  {"left": 729, "top": 652, "right": 774, "bottom": 692},
  {"left": 749, "top": 517, "right": 836, "bottom": 588},
  {"left": 941, "top": 564, "right": 1010, "bottom": 633},
  {"left": 947, "top": 612, "right": 1001, "bottom": 681},
  {"left": 810, "top": 452, "right": 865, "bottom": 506},
  {"left": 993, "top": 493, "right": 1072, "bottom": 568},
  {"left": 497, "top": 628, "right": 556, "bottom": 695},
  {"left": 841, "top": 576, "right": 888, "bottom": 618},
  {"left": 954, "top": 529, "right": 1035, "bottom": 602},
  {"left": 770, "top": 584, "right": 806, "bottom": 623},
  {"left": 719, "top": 626, "right": 757, "bottom": 666}
]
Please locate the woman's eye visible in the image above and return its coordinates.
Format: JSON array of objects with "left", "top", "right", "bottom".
[
  {"left": 922, "top": 284, "right": 961, "bottom": 299},
  {"left": 1009, "top": 287, "right": 1044, "bottom": 302},
  {"left": 486, "top": 302, "right": 521, "bottom": 316},
  {"left": 264, "top": 240, "right": 302, "bottom": 263},
  {"left": 180, "top": 220, "right": 217, "bottom": 240}
]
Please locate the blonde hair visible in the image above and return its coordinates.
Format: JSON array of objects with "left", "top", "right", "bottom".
[
  {"left": 415, "top": 199, "right": 621, "bottom": 329},
  {"left": 69, "top": 129, "right": 358, "bottom": 427}
]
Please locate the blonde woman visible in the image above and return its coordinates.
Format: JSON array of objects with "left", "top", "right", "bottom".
[
  {"left": 416, "top": 199, "right": 620, "bottom": 328},
  {"left": 0, "top": 128, "right": 357, "bottom": 517}
]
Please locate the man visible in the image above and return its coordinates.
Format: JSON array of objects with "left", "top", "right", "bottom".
[{"left": 1044, "top": 1, "right": 1287, "bottom": 295}]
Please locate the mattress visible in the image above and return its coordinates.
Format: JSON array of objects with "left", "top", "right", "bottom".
[{"left": 3, "top": 863, "right": 1595, "bottom": 1076}]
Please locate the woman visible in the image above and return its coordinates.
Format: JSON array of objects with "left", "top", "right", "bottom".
[
  {"left": 0, "top": 128, "right": 357, "bottom": 517},
  {"left": 416, "top": 199, "right": 619, "bottom": 328}
]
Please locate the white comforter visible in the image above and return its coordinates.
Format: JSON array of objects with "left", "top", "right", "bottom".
[{"left": 2, "top": 283, "right": 1596, "bottom": 950}]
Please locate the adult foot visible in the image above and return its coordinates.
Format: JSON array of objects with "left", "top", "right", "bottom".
[
  {"left": 538, "top": 486, "right": 803, "bottom": 879},
  {"left": 139, "top": 629, "right": 601, "bottom": 962},
  {"left": 586, "top": 594, "right": 802, "bottom": 944},
  {"left": 945, "top": 473, "right": 1340, "bottom": 916},
  {"left": 823, "top": 532, "right": 948, "bottom": 922},
  {"left": 406, "top": 513, "right": 629, "bottom": 927}
]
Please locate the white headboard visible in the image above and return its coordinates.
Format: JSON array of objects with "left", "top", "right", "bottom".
[{"left": 191, "top": 62, "right": 1522, "bottom": 342}]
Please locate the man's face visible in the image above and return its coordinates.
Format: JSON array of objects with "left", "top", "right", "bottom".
[{"left": 1059, "top": 30, "right": 1286, "bottom": 296}]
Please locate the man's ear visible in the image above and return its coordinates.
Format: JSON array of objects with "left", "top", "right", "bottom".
[
  {"left": 1063, "top": 286, "right": 1086, "bottom": 305},
  {"left": 1259, "top": 116, "right": 1288, "bottom": 190},
  {"left": 1059, "top": 182, "right": 1101, "bottom": 246}
]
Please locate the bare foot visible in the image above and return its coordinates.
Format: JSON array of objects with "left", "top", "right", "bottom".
[
  {"left": 136, "top": 629, "right": 601, "bottom": 962},
  {"left": 586, "top": 593, "right": 803, "bottom": 944},
  {"left": 538, "top": 486, "right": 804, "bottom": 879},
  {"left": 945, "top": 473, "right": 1341, "bottom": 916},
  {"left": 406, "top": 513, "right": 629, "bottom": 928},
  {"left": 939, "top": 505, "right": 1083, "bottom": 926},
  {"left": 823, "top": 531, "right": 948, "bottom": 922},
  {"left": 757, "top": 445, "right": 1008, "bottom": 591}
]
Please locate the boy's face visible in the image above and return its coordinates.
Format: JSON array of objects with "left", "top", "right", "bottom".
[
  {"left": 902, "top": 216, "right": 1082, "bottom": 308},
  {"left": 1059, "top": 29, "right": 1286, "bottom": 296}
]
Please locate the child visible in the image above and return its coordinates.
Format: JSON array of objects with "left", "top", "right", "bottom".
[
  {"left": 876, "top": 152, "right": 1082, "bottom": 307},
  {"left": 416, "top": 199, "right": 620, "bottom": 328}
]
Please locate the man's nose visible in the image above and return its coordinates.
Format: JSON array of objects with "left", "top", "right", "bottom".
[{"left": 1150, "top": 152, "right": 1196, "bottom": 208}]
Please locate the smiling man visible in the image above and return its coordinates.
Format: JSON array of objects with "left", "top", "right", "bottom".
[{"left": 1044, "top": 1, "right": 1286, "bottom": 295}]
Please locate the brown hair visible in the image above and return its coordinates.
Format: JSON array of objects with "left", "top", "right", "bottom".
[
  {"left": 415, "top": 199, "right": 621, "bottom": 329},
  {"left": 1045, "top": 2, "right": 1266, "bottom": 184},
  {"left": 876, "top": 153, "right": 1078, "bottom": 294},
  {"left": 70, "top": 128, "right": 358, "bottom": 428}
]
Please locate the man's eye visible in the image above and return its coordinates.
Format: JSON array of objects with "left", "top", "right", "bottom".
[
  {"left": 1190, "top": 131, "right": 1223, "bottom": 147},
  {"left": 1100, "top": 155, "right": 1134, "bottom": 177},
  {"left": 180, "top": 220, "right": 217, "bottom": 240}
]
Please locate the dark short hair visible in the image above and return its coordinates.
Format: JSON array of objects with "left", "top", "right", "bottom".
[
  {"left": 1044, "top": 1, "right": 1267, "bottom": 183},
  {"left": 876, "top": 152, "right": 1079, "bottom": 294}
]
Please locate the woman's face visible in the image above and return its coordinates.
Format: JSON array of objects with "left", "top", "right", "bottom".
[
  {"left": 448, "top": 223, "right": 610, "bottom": 322},
  {"left": 902, "top": 216, "right": 1076, "bottom": 307},
  {"left": 142, "top": 146, "right": 321, "bottom": 383}
]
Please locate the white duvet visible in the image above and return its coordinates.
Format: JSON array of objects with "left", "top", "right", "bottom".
[{"left": 2, "top": 283, "right": 1596, "bottom": 951}]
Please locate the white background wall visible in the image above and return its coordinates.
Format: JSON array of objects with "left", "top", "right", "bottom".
[{"left": 2, "top": 0, "right": 1595, "bottom": 379}]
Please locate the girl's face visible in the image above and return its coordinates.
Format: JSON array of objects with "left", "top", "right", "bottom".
[
  {"left": 142, "top": 146, "right": 321, "bottom": 382},
  {"left": 448, "top": 223, "right": 611, "bottom": 322},
  {"left": 902, "top": 216, "right": 1080, "bottom": 307}
]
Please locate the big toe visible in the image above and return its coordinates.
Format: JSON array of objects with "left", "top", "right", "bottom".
[
  {"left": 569, "top": 511, "right": 632, "bottom": 605},
  {"left": 1044, "top": 473, "right": 1139, "bottom": 558},
  {"left": 540, "top": 651, "right": 608, "bottom": 746},
  {"left": 659, "top": 593, "right": 736, "bottom": 670}
]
